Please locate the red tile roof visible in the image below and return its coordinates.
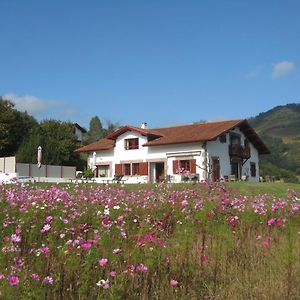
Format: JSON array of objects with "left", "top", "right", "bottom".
[
  {"left": 75, "top": 139, "right": 115, "bottom": 153},
  {"left": 144, "top": 120, "right": 245, "bottom": 146},
  {"left": 75, "top": 119, "right": 270, "bottom": 154}
]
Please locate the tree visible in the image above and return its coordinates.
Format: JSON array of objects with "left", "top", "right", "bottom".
[
  {"left": 85, "top": 116, "right": 105, "bottom": 144},
  {"left": 0, "top": 98, "right": 38, "bottom": 156},
  {"left": 17, "top": 119, "right": 82, "bottom": 166}
]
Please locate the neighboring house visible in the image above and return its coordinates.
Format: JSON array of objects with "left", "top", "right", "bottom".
[
  {"left": 75, "top": 120, "right": 269, "bottom": 183},
  {"left": 74, "top": 123, "right": 87, "bottom": 142}
]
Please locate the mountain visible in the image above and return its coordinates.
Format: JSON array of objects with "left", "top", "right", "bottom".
[
  {"left": 249, "top": 103, "right": 300, "bottom": 143},
  {"left": 249, "top": 103, "right": 300, "bottom": 183}
]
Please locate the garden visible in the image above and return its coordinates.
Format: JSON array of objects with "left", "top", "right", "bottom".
[{"left": 0, "top": 182, "right": 300, "bottom": 299}]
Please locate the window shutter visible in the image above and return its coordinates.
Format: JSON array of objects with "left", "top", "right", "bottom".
[
  {"left": 173, "top": 160, "right": 179, "bottom": 174},
  {"left": 139, "top": 162, "right": 148, "bottom": 176},
  {"left": 190, "top": 159, "right": 196, "bottom": 173},
  {"left": 115, "top": 164, "right": 123, "bottom": 175}
]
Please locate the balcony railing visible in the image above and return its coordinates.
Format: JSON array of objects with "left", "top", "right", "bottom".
[{"left": 229, "top": 145, "right": 251, "bottom": 158}]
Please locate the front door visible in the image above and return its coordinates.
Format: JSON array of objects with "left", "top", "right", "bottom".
[
  {"left": 212, "top": 158, "right": 220, "bottom": 182},
  {"left": 155, "top": 162, "right": 164, "bottom": 182},
  {"left": 231, "top": 159, "right": 241, "bottom": 180}
]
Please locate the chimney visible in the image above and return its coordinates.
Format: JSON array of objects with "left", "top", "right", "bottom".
[{"left": 141, "top": 122, "right": 147, "bottom": 129}]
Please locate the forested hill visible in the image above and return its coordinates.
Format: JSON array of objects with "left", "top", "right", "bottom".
[
  {"left": 249, "top": 103, "right": 300, "bottom": 183},
  {"left": 249, "top": 103, "right": 300, "bottom": 143}
]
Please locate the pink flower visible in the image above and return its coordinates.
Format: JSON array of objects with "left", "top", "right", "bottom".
[
  {"left": 276, "top": 217, "right": 285, "bottom": 228},
  {"left": 45, "top": 216, "right": 53, "bottom": 223},
  {"left": 200, "top": 255, "right": 207, "bottom": 264},
  {"left": 30, "top": 274, "right": 40, "bottom": 280},
  {"left": 112, "top": 248, "right": 122, "bottom": 254},
  {"left": 156, "top": 240, "right": 164, "bottom": 248},
  {"left": 267, "top": 218, "right": 275, "bottom": 226},
  {"left": 98, "top": 258, "right": 108, "bottom": 266},
  {"left": 181, "top": 200, "right": 189, "bottom": 206},
  {"left": 8, "top": 275, "right": 19, "bottom": 286},
  {"left": 109, "top": 271, "right": 117, "bottom": 277},
  {"left": 43, "top": 276, "right": 54, "bottom": 285},
  {"left": 81, "top": 243, "right": 92, "bottom": 250},
  {"left": 41, "top": 224, "right": 51, "bottom": 233},
  {"left": 137, "top": 263, "right": 148, "bottom": 273},
  {"left": 11, "top": 234, "right": 21, "bottom": 243},
  {"left": 261, "top": 240, "right": 269, "bottom": 247},
  {"left": 102, "top": 282, "right": 110, "bottom": 289},
  {"left": 170, "top": 279, "right": 178, "bottom": 286}
]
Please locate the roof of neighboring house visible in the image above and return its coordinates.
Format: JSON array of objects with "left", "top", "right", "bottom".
[
  {"left": 74, "top": 123, "right": 87, "bottom": 133},
  {"left": 75, "top": 119, "right": 270, "bottom": 154},
  {"left": 74, "top": 139, "right": 115, "bottom": 152}
]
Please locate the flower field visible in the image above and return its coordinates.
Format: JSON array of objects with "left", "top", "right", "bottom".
[{"left": 1, "top": 182, "right": 300, "bottom": 299}]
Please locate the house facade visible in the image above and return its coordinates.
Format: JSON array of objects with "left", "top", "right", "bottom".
[{"left": 76, "top": 119, "right": 269, "bottom": 183}]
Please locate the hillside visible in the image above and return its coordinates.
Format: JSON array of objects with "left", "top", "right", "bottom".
[
  {"left": 249, "top": 103, "right": 300, "bottom": 143},
  {"left": 249, "top": 103, "right": 300, "bottom": 182}
]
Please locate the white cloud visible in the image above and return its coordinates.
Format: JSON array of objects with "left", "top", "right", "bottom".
[
  {"left": 3, "top": 93, "right": 58, "bottom": 116},
  {"left": 245, "top": 68, "right": 261, "bottom": 79},
  {"left": 271, "top": 61, "right": 295, "bottom": 79},
  {"left": 2, "top": 93, "right": 80, "bottom": 120}
]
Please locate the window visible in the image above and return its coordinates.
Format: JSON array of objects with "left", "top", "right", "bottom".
[
  {"left": 124, "top": 163, "right": 131, "bottom": 175},
  {"left": 250, "top": 162, "right": 256, "bottom": 177},
  {"left": 244, "top": 139, "right": 249, "bottom": 148},
  {"left": 180, "top": 160, "right": 191, "bottom": 172},
  {"left": 98, "top": 165, "right": 109, "bottom": 177},
  {"left": 132, "top": 163, "right": 140, "bottom": 175},
  {"left": 115, "top": 162, "right": 148, "bottom": 176},
  {"left": 230, "top": 134, "right": 241, "bottom": 145},
  {"left": 125, "top": 138, "right": 139, "bottom": 150},
  {"left": 219, "top": 134, "right": 227, "bottom": 143}
]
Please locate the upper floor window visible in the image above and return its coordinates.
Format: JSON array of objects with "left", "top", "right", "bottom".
[
  {"left": 125, "top": 138, "right": 139, "bottom": 150},
  {"left": 244, "top": 139, "right": 249, "bottom": 148},
  {"left": 219, "top": 134, "right": 227, "bottom": 143},
  {"left": 230, "top": 134, "right": 241, "bottom": 145}
]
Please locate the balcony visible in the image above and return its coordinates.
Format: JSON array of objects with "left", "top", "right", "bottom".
[{"left": 229, "top": 145, "right": 250, "bottom": 159}]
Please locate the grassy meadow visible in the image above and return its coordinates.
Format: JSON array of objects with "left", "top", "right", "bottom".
[{"left": 0, "top": 181, "right": 300, "bottom": 299}]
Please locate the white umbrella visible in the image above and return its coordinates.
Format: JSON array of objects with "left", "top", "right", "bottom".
[
  {"left": 92, "top": 152, "right": 97, "bottom": 170},
  {"left": 37, "top": 146, "right": 42, "bottom": 168}
]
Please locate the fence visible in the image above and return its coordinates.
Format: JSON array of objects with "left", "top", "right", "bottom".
[
  {"left": 0, "top": 156, "right": 76, "bottom": 180},
  {"left": 17, "top": 163, "right": 76, "bottom": 179},
  {"left": 0, "top": 156, "right": 16, "bottom": 173}
]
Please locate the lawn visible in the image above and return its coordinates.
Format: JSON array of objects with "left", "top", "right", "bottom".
[{"left": 0, "top": 181, "right": 299, "bottom": 299}]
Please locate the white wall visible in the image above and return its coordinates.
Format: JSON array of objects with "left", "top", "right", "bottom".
[{"left": 207, "top": 127, "right": 260, "bottom": 182}]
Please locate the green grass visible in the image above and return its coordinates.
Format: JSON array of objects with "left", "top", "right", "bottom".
[
  {"left": 27, "top": 181, "right": 300, "bottom": 198},
  {"left": 226, "top": 181, "right": 300, "bottom": 197}
]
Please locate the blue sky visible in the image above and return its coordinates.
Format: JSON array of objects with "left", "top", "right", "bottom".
[{"left": 0, "top": 0, "right": 299, "bottom": 129}]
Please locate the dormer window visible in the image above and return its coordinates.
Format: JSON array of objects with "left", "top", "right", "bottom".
[{"left": 125, "top": 138, "right": 139, "bottom": 150}]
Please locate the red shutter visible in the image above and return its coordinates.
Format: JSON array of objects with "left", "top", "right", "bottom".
[
  {"left": 115, "top": 164, "right": 123, "bottom": 175},
  {"left": 173, "top": 160, "right": 179, "bottom": 174},
  {"left": 190, "top": 159, "right": 196, "bottom": 173},
  {"left": 139, "top": 162, "right": 148, "bottom": 176}
]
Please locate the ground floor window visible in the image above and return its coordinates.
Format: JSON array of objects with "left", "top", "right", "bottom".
[
  {"left": 180, "top": 160, "right": 190, "bottom": 172},
  {"left": 97, "top": 165, "right": 109, "bottom": 177},
  {"left": 132, "top": 163, "right": 140, "bottom": 175},
  {"left": 124, "top": 163, "right": 131, "bottom": 176},
  {"left": 115, "top": 162, "right": 148, "bottom": 176},
  {"left": 173, "top": 159, "right": 196, "bottom": 174},
  {"left": 250, "top": 162, "right": 256, "bottom": 177}
]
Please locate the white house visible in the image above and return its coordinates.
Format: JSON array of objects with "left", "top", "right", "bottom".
[
  {"left": 74, "top": 123, "right": 87, "bottom": 142},
  {"left": 75, "top": 119, "right": 269, "bottom": 183}
]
